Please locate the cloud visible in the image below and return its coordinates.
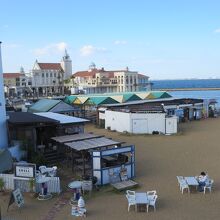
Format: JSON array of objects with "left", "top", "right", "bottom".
[
  {"left": 33, "top": 42, "right": 67, "bottom": 56},
  {"left": 80, "top": 45, "right": 108, "bottom": 56},
  {"left": 114, "top": 40, "right": 127, "bottom": 45},
  {"left": 214, "top": 29, "right": 220, "bottom": 33}
]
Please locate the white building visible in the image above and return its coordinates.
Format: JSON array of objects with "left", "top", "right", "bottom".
[
  {"left": 31, "top": 50, "right": 72, "bottom": 96},
  {"left": 73, "top": 64, "right": 151, "bottom": 94},
  {"left": 101, "top": 109, "right": 178, "bottom": 135},
  {"left": 3, "top": 67, "right": 32, "bottom": 97}
]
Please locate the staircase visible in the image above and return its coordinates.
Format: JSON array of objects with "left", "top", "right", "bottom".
[{"left": 43, "top": 149, "right": 63, "bottom": 166}]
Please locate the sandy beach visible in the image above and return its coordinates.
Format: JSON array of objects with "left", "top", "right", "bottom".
[{"left": 1, "top": 117, "right": 220, "bottom": 220}]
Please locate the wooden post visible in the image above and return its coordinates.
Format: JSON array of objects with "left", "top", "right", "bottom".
[
  {"left": 81, "top": 150, "right": 86, "bottom": 177},
  {"left": 71, "top": 148, "right": 74, "bottom": 172}
]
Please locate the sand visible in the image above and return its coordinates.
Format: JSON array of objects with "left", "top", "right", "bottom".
[{"left": 1, "top": 118, "right": 220, "bottom": 220}]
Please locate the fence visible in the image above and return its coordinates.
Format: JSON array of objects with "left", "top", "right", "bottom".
[{"left": 0, "top": 174, "right": 61, "bottom": 194}]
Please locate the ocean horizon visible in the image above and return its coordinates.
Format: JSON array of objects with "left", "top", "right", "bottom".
[{"left": 150, "top": 79, "right": 220, "bottom": 107}]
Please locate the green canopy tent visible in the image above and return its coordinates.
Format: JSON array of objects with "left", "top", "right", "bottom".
[
  {"left": 85, "top": 96, "right": 119, "bottom": 106},
  {"left": 63, "top": 95, "right": 77, "bottom": 104}
]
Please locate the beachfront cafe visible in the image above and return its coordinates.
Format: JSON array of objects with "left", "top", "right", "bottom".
[{"left": 51, "top": 133, "right": 135, "bottom": 185}]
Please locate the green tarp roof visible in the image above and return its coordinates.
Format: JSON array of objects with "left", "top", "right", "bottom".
[
  {"left": 29, "top": 99, "right": 76, "bottom": 113},
  {"left": 122, "top": 94, "right": 141, "bottom": 102},
  {"left": 148, "top": 91, "right": 172, "bottom": 99},
  {"left": 85, "top": 96, "right": 119, "bottom": 105},
  {"left": 64, "top": 91, "right": 172, "bottom": 105},
  {"left": 64, "top": 96, "right": 77, "bottom": 104},
  {"left": 28, "top": 99, "right": 61, "bottom": 113}
]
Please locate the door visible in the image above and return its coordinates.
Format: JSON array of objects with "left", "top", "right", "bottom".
[{"left": 166, "top": 118, "right": 177, "bottom": 134}]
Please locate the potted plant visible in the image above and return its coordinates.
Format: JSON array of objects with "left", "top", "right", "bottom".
[{"left": 29, "top": 178, "right": 36, "bottom": 197}]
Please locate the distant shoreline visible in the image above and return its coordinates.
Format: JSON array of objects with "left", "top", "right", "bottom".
[{"left": 156, "top": 88, "right": 220, "bottom": 91}]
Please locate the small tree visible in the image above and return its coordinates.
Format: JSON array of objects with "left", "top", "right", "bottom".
[{"left": 29, "top": 178, "right": 35, "bottom": 193}]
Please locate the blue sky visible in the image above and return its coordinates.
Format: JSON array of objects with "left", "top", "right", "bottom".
[{"left": 1, "top": 0, "right": 220, "bottom": 79}]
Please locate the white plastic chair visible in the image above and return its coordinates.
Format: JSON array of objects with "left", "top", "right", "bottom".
[
  {"left": 126, "top": 190, "right": 135, "bottom": 196},
  {"left": 147, "top": 195, "right": 158, "bottom": 212},
  {"left": 39, "top": 166, "right": 47, "bottom": 174},
  {"left": 204, "top": 179, "right": 214, "bottom": 194},
  {"left": 126, "top": 194, "right": 136, "bottom": 212},
  {"left": 180, "top": 181, "right": 190, "bottom": 194},
  {"left": 146, "top": 190, "right": 157, "bottom": 201},
  {"left": 82, "top": 180, "right": 93, "bottom": 196},
  {"left": 48, "top": 166, "right": 57, "bottom": 177},
  {"left": 176, "top": 176, "right": 184, "bottom": 190}
]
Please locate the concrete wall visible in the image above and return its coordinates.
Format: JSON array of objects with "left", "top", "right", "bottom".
[
  {"left": 104, "top": 110, "right": 167, "bottom": 134},
  {"left": 131, "top": 113, "right": 166, "bottom": 134},
  {"left": 105, "top": 110, "right": 131, "bottom": 132}
]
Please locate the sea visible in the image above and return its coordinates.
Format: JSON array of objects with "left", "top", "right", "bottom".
[{"left": 150, "top": 79, "right": 220, "bottom": 108}]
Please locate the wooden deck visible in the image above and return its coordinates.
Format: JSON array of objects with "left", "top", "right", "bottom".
[{"left": 111, "top": 180, "right": 138, "bottom": 191}]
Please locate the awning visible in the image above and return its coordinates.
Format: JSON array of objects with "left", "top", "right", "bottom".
[
  {"left": 51, "top": 133, "right": 103, "bottom": 143},
  {"left": 65, "top": 137, "right": 122, "bottom": 151},
  {"left": 7, "top": 112, "right": 58, "bottom": 125},
  {"left": 35, "top": 112, "right": 89, "bottom": 124}
]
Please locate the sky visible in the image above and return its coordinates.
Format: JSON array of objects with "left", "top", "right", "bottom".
[{"left": 1, "top": 0, "right": 220, "bottom": 80}]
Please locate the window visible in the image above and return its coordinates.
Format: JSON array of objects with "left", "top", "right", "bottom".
[
  {"left": 42, "top": 73, "right": 44, "bottom": 77},
  {"left": 50, "top": 73, "right": 52, "bottom": 77},
  {"left": 46, "top": 73, "right": 48, "bottom": 77},
  {"left": 101, "top": 153, "right": 131, "bottom": 168}
]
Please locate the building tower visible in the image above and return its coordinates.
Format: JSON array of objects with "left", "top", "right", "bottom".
[
  {"left": 0, "top": 42, "right": 8, "bottom": 149},
  {"left": 61, "top": 49, "right": 72, "bottom": 80}
]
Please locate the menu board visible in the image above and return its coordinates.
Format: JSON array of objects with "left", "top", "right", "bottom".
[
  {"left": 15, "top": 163, "right": 36, "bottom": 178},
  {"left": 13, "top": 188, "right": 24, "bottom": 207},
  {"left": 7, "top": 188, "right": 24, "bottom": 211}
]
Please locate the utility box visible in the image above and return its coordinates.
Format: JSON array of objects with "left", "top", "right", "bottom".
[{"left": 165, "top": 116, "right": 178, "bottom": 134}]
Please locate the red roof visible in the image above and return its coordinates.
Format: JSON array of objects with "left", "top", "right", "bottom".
[
  {"left": 3, "top": 73, "right": 25, "bottom": 78},
  {"left": 73, "top": 68, "right": 126, "bottom": 78},
  {"left": 73, "top": 69, "right": 99, "bottom": 78},
  {"left": 38, "top": 63, "right": 62, "bottom": 70}
]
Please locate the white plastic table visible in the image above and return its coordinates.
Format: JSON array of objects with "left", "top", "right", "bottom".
[
  {"left": 36, "top": 176, "right": 52, "bottom": 200},
  {"left": 185, "top": 177, "right": 199, "bottom": 186},
  {"left": 185, "top": 176, "right": 199, "bottom": 192},
  {"left": 135, "top": 192, "right": 149, "bottom": 212},
  {"left": 68, "top": 181, "right": 82, "bottom": 202},
  {"left": 68, "top": 181, "right": 82, "bottom": 189}
]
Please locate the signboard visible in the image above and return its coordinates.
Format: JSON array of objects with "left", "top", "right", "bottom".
[
  {"left": 7, "top": 188, "right": 24, "bottom": 211},
  {"left": 15, "top": 163, "right": 36, "bottom": 178}
]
